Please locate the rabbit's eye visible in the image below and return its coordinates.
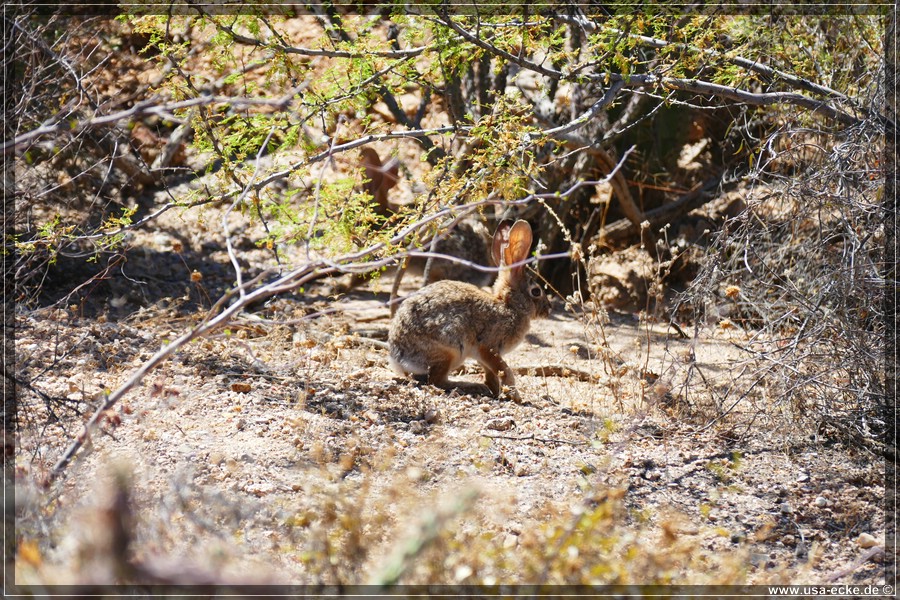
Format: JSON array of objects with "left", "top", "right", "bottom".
[{"left": 529, "top": 284, "right": 543, "bottom": 298}]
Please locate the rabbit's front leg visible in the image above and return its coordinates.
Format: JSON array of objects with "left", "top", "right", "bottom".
[{"left": 477, "top": 346, "right": 520, "bottom": 401}]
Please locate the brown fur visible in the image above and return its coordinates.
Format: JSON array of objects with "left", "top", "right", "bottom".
[{"left": 388, "top": 220, "right": 549, "bottom": 400}]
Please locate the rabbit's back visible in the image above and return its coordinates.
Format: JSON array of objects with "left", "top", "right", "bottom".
[{"left": 422, "top": 221, "right": 494, "bottom": 287}]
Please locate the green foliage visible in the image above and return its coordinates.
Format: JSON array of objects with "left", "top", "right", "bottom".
[
  {"left": 15, "top": 215, "right": 72, "bottom": 267},
  {"left": 15, "top": 10, "right": 883, "bottom": 311}
]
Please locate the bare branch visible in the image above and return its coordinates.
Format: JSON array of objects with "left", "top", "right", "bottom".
[
  {"left": 213, "top": 19, "right": 430, "bottom": 59},
  {"left": 436, "top": 11, "right": 566, "bottom": 81},
  {"left": 540, "top": 79, "right": 625, "bottom": 139},
  {"left": 5, "top": 93, "right": 295, "bottom": 154},
  {"left": 250, "top": 126, "right": 463, "bottom": 191},
  {"left": 658, "top": 77, "right": 860, "bottom": 126},
  {"left": 432, "top": 13, "right": 866, "bottom": 128},
  {"left": 563, "top": 15, "right": 854, "bottom": 104}
]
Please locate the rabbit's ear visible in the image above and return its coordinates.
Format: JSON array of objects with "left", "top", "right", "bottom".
[
  {"left": 504, "top": 220, "right": 533, "bottom": 275},
  {"left": 492, "top": 219, "right": 515, "bottom": 266}
]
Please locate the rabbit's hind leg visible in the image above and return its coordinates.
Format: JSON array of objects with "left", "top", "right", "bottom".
[{"left": 426, "top": 347, "right": 460, "bottom": 389}]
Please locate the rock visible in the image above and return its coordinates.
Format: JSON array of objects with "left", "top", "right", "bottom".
[
  {"left": 409, "top": 420, "right": 426, "bottom": 434},
  {"left": 814, "top": 496, "right": 828, "bottom": 507},
  {"left": 244, "top": 482, "right": 275, "bottom": 496},
  {"left": 782, "top": 534, "right": 796, "bottom": 546},
  {"left": 857, "top": 533, "right": 879, "bottom": 548},
  {"left": 749, "top": 553, "right": 767, "bottom": 566},
  {"left": 485, "top": 417, "right": 515, "bottom": 431}
]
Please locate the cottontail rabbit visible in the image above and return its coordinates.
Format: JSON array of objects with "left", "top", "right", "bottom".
[
  {"left": 351, "top": 148, "right": 495, "bottom": 289},
  {"left": 388, "top": 219, "right": 549, "bottom": 400},
  {"left": 414, "top": 218, "right": 494, "bottom": 287}
]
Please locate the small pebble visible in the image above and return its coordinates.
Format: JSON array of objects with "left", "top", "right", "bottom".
[
  {"left": 857, "top": 533, "right": 879, "bottom": 548},
  {"left": 814, "top": 496, "right": 828, "bottom": 507}
]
